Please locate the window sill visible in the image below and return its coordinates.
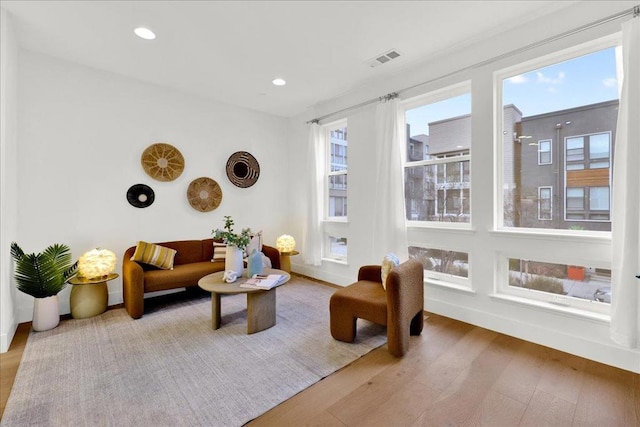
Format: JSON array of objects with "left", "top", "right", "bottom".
[
  {"left": 322, "top": 257, "right": 348, "bottom": 266},
  {"left": 425, "top": 278, "right": 476, "bottom": 294},
  {"left": 489, "top": 293, "right": 610, "bottom": 324},
  {"left": 407, "top": 222, "right": 475, "bottom": 233},
  {"left": 490, "top": 228, "right": 611, "bottom": 243},
  {"left": 323, "top": 218, "right": 348, "bottom": 224}
]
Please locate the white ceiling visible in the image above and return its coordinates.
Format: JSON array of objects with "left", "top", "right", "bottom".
[{"left": 2, "top": 1, "right": 587, "bottom": 117}]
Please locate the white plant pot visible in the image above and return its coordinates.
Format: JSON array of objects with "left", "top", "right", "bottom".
[
  {"left": 225, "top": 245, "right": 244, "bottom": 277},
  {"left": 32, "top": 295, "right": 60, "bottom": 332}
]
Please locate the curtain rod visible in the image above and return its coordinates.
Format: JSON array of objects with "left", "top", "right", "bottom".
[{"left": 307, "top": 5, "right": 639, "bottom": 125}]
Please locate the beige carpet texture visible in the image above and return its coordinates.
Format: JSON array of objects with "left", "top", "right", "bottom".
[{"left": 2, "top": 278, "right": 386, "bottom": 426}]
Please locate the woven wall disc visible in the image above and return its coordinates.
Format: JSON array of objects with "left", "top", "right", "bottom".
[
  {"left": 226, "top": 151, "right": 260, "bottom": 188},
  {"left": 187, "top": 177, "right": 222, "bottom": 212},
  {"left": 141, "top": 143, "right": 185, "bottom": 182},
  {"left": 126, "top": 184, "right": 155, "bottom": 208}
]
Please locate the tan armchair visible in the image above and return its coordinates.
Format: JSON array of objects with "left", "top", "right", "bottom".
[{"left": 329, "top": 259, "right": 424, "bottom": 357}]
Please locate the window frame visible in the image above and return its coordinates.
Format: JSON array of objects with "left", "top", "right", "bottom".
[
  {"left": 538, "top": 186, "right": 553, "bottom": 221},
  {"left": 321, "top": 119, "right": 349, "bottom": 264},
  {"left": 538, "top": 139, "right": 552, "bottom": 165},
  {"left": 324, "top": 119, "right": 348, "bottom": 222},
  {"left": 493, "top": 33, "right": 620, "bottom": 316}
]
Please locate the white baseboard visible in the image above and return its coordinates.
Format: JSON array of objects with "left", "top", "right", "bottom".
[
  {"left": 427, "top": 297, "right": 640, "bottom": 374},
  {"left": 0, "top": 317, "right": 18, "bottom": 353}
]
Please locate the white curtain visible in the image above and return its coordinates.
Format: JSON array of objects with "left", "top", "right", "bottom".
[
  {"left": 372, "top": 96, "right": 409, "bottom": 262},
  {"left": 611, "top": 16, "right": 640, "bottom": 349},
  {"left": 301, "top": 123, "right": 323, "bottom": 266}
]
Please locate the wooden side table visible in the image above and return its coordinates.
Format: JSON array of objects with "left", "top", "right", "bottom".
[
  {"left": 68, "top": 273, "right": 118, "bottom": 319},
  {"left": 279, "top": 251, "right": 299, "bottom": 273}
]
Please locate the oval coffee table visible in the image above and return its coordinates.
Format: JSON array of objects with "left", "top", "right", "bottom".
[{"left": 198, "top": 268, "right": 290, "bottom": 334}]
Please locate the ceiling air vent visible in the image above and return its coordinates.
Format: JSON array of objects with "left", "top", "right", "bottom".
[{"left": 366, "top": 49, "right": 402, "bottom": 68}]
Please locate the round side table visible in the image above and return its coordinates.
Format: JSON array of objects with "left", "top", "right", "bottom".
[
  {"left": 279, "top": 251, "right": 299, "bottom": 273},
  {"left": 68, "top": 273, "right": 118, "bottom": 319}
]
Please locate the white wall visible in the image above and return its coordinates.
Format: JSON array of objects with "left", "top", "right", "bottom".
[
  {"left": 1, "top": 8, "right": 19, "bottom": 353},
  {"left": 13, "top": 51, "right": 290, "bottom": 323},
  {"left": 287, "top": 1, "right": 639, "bottom": 373}
]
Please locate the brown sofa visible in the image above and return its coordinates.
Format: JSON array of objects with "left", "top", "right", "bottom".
[{"left": 122, "top": 238, "right": 281, "bottom": 319}]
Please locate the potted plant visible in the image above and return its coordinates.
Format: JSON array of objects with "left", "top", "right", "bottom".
[
  {"left": 212, "top": 216, "right": 251, "bottom": 276},
  {"left": 10, "top": 242, "right": 78, "bottom": 331}
]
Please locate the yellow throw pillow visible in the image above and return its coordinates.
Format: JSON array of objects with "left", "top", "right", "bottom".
[{"left": 130, "top": 241, "right": 177, "bottom": 270}]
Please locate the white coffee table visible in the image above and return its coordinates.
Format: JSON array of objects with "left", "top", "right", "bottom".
[{"left": 198, "top": 268, "right": 290, "bottom": 334}]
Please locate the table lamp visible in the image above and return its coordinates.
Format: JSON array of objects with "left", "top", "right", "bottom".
[
  {"left": 78, "top": 248, "right": 117, "bottom": 280},
  {"left": 276, "top": 235, "right": 296, "bottom": 253}
]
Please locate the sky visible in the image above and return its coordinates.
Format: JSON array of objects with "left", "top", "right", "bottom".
[{"left": 406, "top": 47, "right": 620, "bottom": 138}]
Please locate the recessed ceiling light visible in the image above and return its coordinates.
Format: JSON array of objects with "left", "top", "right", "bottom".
[
  {"left": 134, "top": 27, "right": 156, "bottom": 40},
  {"left": 272, "top": 78, "right": 286, "bottom": 86}
]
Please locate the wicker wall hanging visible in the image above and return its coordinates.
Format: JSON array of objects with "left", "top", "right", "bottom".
[
  {"left": 141, "top": 143, "right": 185, "bottom": 182},
  {"left": 226, "top": 151, "right": 260, "bottom": 188},
  {"left": 126, "top": 184, "right": 155, "bottom": 208},
  {"left": 187, "top": 177, "right": 223, "bottom": 212}
]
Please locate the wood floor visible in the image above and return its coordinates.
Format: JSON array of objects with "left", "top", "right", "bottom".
[{"left": 2, "top": 313, "right": 639, "bottom": 426}]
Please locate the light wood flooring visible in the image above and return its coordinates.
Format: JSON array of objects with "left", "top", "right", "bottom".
[{"left": 2, "top": 312, "right": 639, "bottom": 425}]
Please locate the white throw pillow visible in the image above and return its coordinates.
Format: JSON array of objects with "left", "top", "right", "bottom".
[
  {"left": 212, "top": 242, "right": 227, "bottom": 262},
  {"left": 381, "top": 253, "right": 400, "bottom": 290}
]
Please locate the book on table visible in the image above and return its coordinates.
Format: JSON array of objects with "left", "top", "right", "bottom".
[{"left": 240, "top": 274, "right": 287, "bottom": 290}]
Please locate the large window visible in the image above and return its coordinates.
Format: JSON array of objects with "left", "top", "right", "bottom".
[
  {"left": 506, "top": 257, "right": 611, "bottom": 314},
  {"left": 501, "top": 43, "right": 619, "bottom": 232},
  {"left": 323, "top": 120, "right": 348, "bottom": 262},
  {"left": 496, "top": 35, "right": 620, "bottom": 314},
  {"left": 327, "top": 124, "right": 348, "bottom": 219},
  {"left": 403, "top": 84, "right": 471, "bottom": 224}
]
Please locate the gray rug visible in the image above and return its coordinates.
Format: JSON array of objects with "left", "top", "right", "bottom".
[{"left": 2, "top": 278, "right": 386, "bottom": 426}]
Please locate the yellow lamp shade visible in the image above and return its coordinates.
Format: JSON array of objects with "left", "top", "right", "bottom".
[
  {"left": 276, "top": 235, "right": 296, "bottom": 253},
  {"left": 78, "top": 248, "right": 116, "bottom": 280}
]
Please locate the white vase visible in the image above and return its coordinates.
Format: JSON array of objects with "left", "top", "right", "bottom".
[
  {"left": 32, "top": 295, "right": 60, "bottom": 332},
  {"left": 225, "top": 245, "right": 244, "bottom": 277}
]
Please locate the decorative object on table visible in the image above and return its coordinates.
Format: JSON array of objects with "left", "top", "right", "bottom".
[
  {"left": 247, "top": 248, "right": 264, "bottom": 277},
  {"left": 187, "top": 177, "right": 223, "bottom": 212},
  {"left": 126, "top": 184, "right": 155, "bottom": 208},
  {"left": 223, "top": 270, "right": 239, "bottom": 283},
  {"left": 10, "top": 242, "right": 78, "bottom": 331},
  {"left": 226, "top": 151, "right": 260, "bottom": 188},
  {"left": 212, "top": 216, "right": 251, "bottom": 276},
  {"left": 141, "top": 142, "right": 185, "bottom": 182},
  {"left": 276, "top": 234, "right": 296, "bottom": 253}
]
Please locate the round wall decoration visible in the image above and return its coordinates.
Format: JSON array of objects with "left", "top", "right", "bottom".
[
  {"left": 126, "top": 184, "right": 155, "bottom": 208},
  {"left": 187, "top": 177, "right": 223, "bottom": 212},
  {"left": 141, "top": 143, "right": 185, "bottom": 182},
  {"left": 226, "top": 151, "right": 260, "bottom": 188}
]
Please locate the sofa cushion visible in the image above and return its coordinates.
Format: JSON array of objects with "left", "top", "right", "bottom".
[
  {"left": 144, "top": 261, "right": 225, "bottom": 292},
  {"left": 155, "top": 240, "right": 203, "bottom": 265},
  {"left": 130, "top": 241, "right": 177, "bottom": 270}
]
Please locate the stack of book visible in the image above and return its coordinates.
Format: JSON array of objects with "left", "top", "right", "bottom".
[{"left": 240, "top": 274, "right": 287, "bottom": 290}]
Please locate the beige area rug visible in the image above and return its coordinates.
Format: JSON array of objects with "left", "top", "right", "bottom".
[{"left": 2, "top": 278, "right": 386, "bottom": 426}]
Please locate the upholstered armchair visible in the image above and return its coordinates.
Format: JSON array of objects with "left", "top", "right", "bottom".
[{"left": 329, "top": 259, "right": 424, "bottom": 357}]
